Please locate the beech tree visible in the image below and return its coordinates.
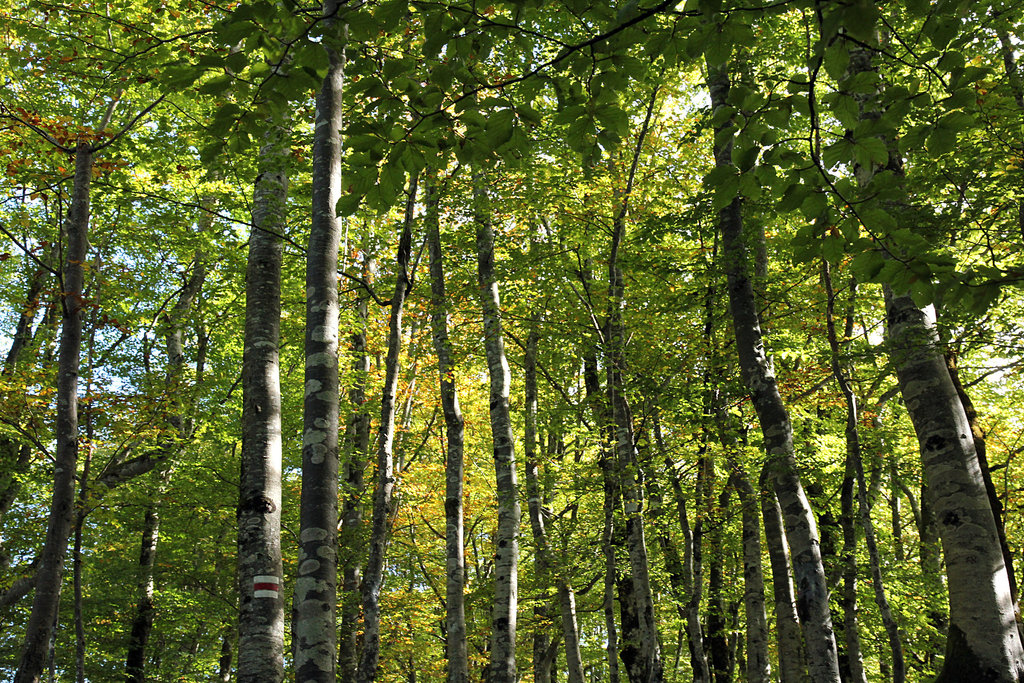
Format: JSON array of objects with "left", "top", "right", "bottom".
[{"left": 4, "top": 1, "right": 1024, "bottom": 682}]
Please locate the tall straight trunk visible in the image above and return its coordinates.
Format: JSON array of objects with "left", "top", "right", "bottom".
[
  {"left": 758, "top": 470, "right": 806, "bottom": 683},
  {"left": 426, "top": 181, "right": 469, "bottom": 683},
  {"left": 729, "top": 471, "right": 771, "bottom": 683},
  {"left": 524, "top": 326, "right": 552, "bottom": 683},
  {"left": 339, "top": 250, "right": 372, "bottom": 680},
  {"left": 475, "top": 182, "right": 520, "bottom": 683},
  {"left": 706, "top": 57, "right": 840, "bottom": 682},
  {"left": 238, "top": 119, "right": 289, "bottom": 683},
  {"left": 14, "top": 143, "right": 92, "bottom": 683},
  {"left": 356, "top": 179, "right": 416, "bottom": 683},
  {"left": 583, "top": 343, "right": 620, "bottom": 683},
  {"left": 823, "top": 265, "right": 905, "bottom": 682},
  {"left": 886, "top": 292, "right": 1024, "bottom": 682},
  {"left": 605, "top": 91, "right": 663, "bottom": 683},
  {"left": 295, "top": 4, "right": 344, "bottom": 681}
]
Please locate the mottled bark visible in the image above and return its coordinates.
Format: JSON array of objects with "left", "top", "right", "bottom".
[
  {"left": 125, "top": 505, "right": 160, "bottom": 683},
  {"left": 886, "top": 292, "right": 1024, "bottom": 682},
  {"left": 708, "top": 486, "right": 730, "bottom": 683},
  {"left": 15, "top": 143, "right": 92, "bottom": 683},
  {"left": 238, "top": 119, "right": 288, "bottom": 683},
  {"left": 759, "top": 468, "right": 807, "bottom": 683},
  {"left": 295, "top": 5, "right": 344, "bottom": 681},
  {"left": 357, "top": 179, "right": 416, "bottom": 683},
  {"left": 339, "top": 251, "right": 372, "bottom": 680},
  {"left": 706, "top": 58, "right": 839, "bottom": 682},
  {"left": 605, "top": 92, "right": 663, "bottom": 683},
  {"left": 824, "top": 266, "right": 904, "bottom": 683},
  {"left": 426, "top": 182, "right": 468, "bottom": 683},
  {"left": 475, "top": 182, "right": 520, "bottom": 683},
  {"left": 731, "top": 471, "right": 771, "bottom": 683}
]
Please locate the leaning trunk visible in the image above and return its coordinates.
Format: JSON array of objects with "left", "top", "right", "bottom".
[
  {"left": 14, "top": 143, "right": 92, "bottom": 683},
  {"left": 356, "top": 179, "right": 416, "bottom": 683},
  {"left": 706, "top": 56, "right": 840, "bottom": 682},
  {"left": 886, "top": 291, "right": 1024, "bottom": 682}
]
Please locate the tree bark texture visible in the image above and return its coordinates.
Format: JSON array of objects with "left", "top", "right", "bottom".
[
  {"left": 296, "top": 9, "right": 344, "bottom": 681},
  {"left": 885, "top": 291, "right": 1024, "bottom": 682},
  {"left": 824, "top": 266, "right": 905, "bottom": 683},
  {"left": 605, "top": 91, "right": 664, "bottom": 683},
  {"left": 238, "top": 119, "right": 288, "bottom": 683},
  {"left": 706, "top": 58, "right": 840, "bottom": 683},
  {"left": 426, "top": 182, "right": 469, "bottom": 683},
  {"left": 357, "top": 179, "right": 415, "bottom": 683},
  {"left": 15, "top": 143, "right": 92, "bottom": 683},
  {"left": 339, "top": 250, "right": 372, "bottom": 681},
  {"left": 475, "top": 183, "right": 520, "bottom": 683},
  {"left": 730, "top": 471, "right": 771, "bottom": 683}
]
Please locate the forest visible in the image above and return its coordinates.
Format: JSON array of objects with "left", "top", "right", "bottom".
[{"left": 2, "top": 0, "right": 1024, "bottom": 682}]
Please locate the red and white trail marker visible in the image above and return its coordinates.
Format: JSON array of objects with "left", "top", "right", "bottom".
[{"left": 253, "top": 575, "right": 281, "bottom": 599}]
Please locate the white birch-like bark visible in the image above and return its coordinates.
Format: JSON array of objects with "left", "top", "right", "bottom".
[
  {"left": 475, "top": 182, "right": 520, "bottom": 683},
  {"left": 426, "top": 181, "right": 469, "bottom": 683},
  {"left": 296, "top": 6, "right": 344, "bottom": 680},
  {"left": 886, "top": 292, "right": 1024, "bottom": 682},
  {"left": 238, "top": 120, "right": 288, "bottom": 683},
  {"left": 356, "top": 179, "right": 416, "bottom": 683}
]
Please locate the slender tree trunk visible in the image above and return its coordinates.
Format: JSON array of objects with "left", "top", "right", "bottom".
[
  {"left": 758, "top": 470, "right": 806, "bottom": 683},
  {"left": 706, "top": 57, "right": 840, "bottom": 682},
  {"left": 605, "top": 92, "right": 663, "bottom": 683},
  {"left": 823, "top": 265, "right": 905, "bottom": 683},
  {"left": 238, "top": 119, "right": 289, "bottom": 683},
  {"left": 730, "top": 470, "right": 771, "bottom": 683},
  {"left": 295, "top": 6, "right": 344, "bottom": 681},
  {"left": 15, "top": 143, "right": 92, "bottom": 683},
  {"left": 475, "top": 181, "right": 520, "bottom": 683},
  {"left": 125, "top": 505, "right": 161, "bottom": 683},
  {"left": 708, "top": 485, "right": 731, "bottom": 683},
  {"left": 426, "top": 181, "right": 469, "bottom": 683},
  {"left": 339, "top": 249, "right": 372, "bottom": 680},
  {"left": 583, "top": 343, "right": 620, "bottom": 683},
  {"left": 356, "top": 179, "right": 416, "bottom": 683}
]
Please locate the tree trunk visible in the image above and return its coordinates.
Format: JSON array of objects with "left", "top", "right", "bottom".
[
  {"left": 238, "top": 118, "right": 289, "bottom": 683},
  {"left": 125, "top": 505, "right": 161, "bottom": 683},
  {"left": 295, "top": 6, "right": 344, "bottom": 681},
  {"left": 885, "top": 291, "right": 1024, "bottom": 682},
  {"left": 706, "top": 56, "right": 840, "bottom": 682},
  {"left": 426, "top": 180, "right": 469, "bottom": 683},
  {"left": 15, "top": 142, "right": 92, "bottom": 683},
  {"left": 730, "top": 471, "right": 771, "bottom": 683},
  {"left": 339, "top": 248, "right": 373, "bottom": 681},
  {"left": 357, "top": 178, "right": 416, "bottom": 683},
  {"left": 605, "top": 91, "right": 663, "bottom": 683},
  {"left": 475, "top": 181, "right": 520, "bottom": 683},
  {"left": 757, "top": 470, "right": 806, "bottom": 683}
]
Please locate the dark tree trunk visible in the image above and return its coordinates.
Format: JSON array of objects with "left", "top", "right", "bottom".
[{"left": 15, "top": 143, "right": 92, "bottom": 683}]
